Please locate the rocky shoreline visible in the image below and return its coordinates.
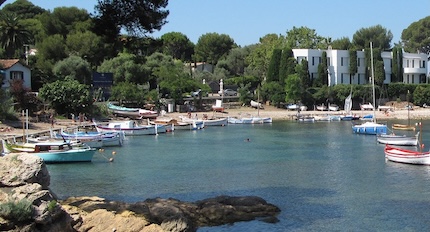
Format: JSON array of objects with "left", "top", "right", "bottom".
[{"left": 0, "top": 153, "right": 280, "bottom": 232}]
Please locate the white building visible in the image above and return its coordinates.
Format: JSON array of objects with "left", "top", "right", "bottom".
[
  {"left": 292, "top": 48, "right": 428, "bottom": 86},
  {"left": 0, "top": 59, "right": 32, "bottom": 90}
]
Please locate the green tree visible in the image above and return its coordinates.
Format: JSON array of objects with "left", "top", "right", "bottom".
[
  {"left": 161, "top": 32, "right": 194, "bottom": 61},
  {"left": 349, "top": 49, "right": 357, "bottom": 83},
  {"left": 1, "top": 0, "right": 45, "bottom": 19},
  {"left": 0, "top": 12, "right": 32, "bottom": 58},
  {"left": 39, "top": 7, "right": 90, "bottom": 38},
  {"left": 279, "top": 48, "right": 294, "bottom": 85},
  {"left": 261, "top": 81, "right": 285, "bottom": 107},
  {"left": 413, "top": 85, "right": 430, "bottom": 106},
  {"left": 266, "top": 49, "right": 281, "bottom": 82},
  {"left": 66, "top": 31, "right": 105, "bottom": 67},
  {"left": 391, "top": 46, "right": 402, "bottom": 82},
  {"left": 94, "top": 0, "right": 169, "bottom": 35},
  {"left": 246, "top": 34, "right": 284, "bottom": 82},
  {"left": 352, "top": 25, "right": 393, "bottom": 50},
  {"left": 285, "top": 73, "right": 302, "bottom": 103},
  {"left": 316, "top": 51, "right": 328, "bottom": 86},
  {"left": 330, "top": 37, "right": 352, "bottom": 50},
  {"left": 110, "top": 81, "right": 146, "bottom": 105},
  {"left": 53, "top": 55, "right": 92, "bottom": 85},
  {"left": 143, "top": 52, "right": 175, "bottom": 89},
  {"left": 296, "top": 59, "right": 311, "bottom": 89},
  {"left": 194, "top": 32, "right": 235, "bottom": 66},
  {"left": 34, "top": 34, "right": 67, "bottom": 82},
  {"left": 401, "top": 16, "right": 430, "bottom": 53},
  {"left": 285, "top": 26, "right": 330, "bottom": 49},
  {"left": 156, "top": 62, "right": 200, "bottom": 105},
  {"left": 39, "top": 77, "right": 93, "bottom": 115},
  {"left": 97, "top": 53, "right": 146, "bottom": 84}
]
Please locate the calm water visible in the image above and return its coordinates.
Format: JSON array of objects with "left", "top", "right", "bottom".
[{"left": 47, "top": 120, "right": 430, "bottom": 231}]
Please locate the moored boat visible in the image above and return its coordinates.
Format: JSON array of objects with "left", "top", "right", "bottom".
[
  {"left": 384, "top": 145, "right": 430, "bottom": 165},
  {"left": 2, "top": 140, "right": 96, "bottom": 163},
  {"left": 392, "top": 123, "right": 415, "bottom": 131},
  {"left": 94, "top": 120, "right": 166, "bottom": 135},
  {"left": 377, "top": 132, "right": 419, "bottom": 146}
]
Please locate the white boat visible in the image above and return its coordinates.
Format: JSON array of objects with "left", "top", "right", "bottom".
[
  {"left": 94, "top": 120, "right": 166, "bottom": 135},
  {"left": 228, "top": 116, "right": 272, "bottom": 124},
  {"left": 352, "top": 42, "right": 387, "bottom": 135},
  {"left": 2, "top": 140, "right": 96, "bottom": 163},
  {"left": 377, "top": 132, "right": 419, "bottom": 146},
  {"left": 149, "top": 118, "right": 204, "bottom": 131},
  {"left": 384, "top": 145, "right": 430, "bottom": 165},
  {"left": 53, "top": 130, "right": 124, "bottom": 147},
  {"left": 250, "top": 100, "right": 264, "bottom": 109},
  {"left": 297, "top": 115, "right": 315, "bottom": 122},
  {"left": 360, "top": 103, "right": 374, "bottom": 110},
  {"left": 180, "top": 116, "right": 228, "bottom": 126},
  {"left": 316, "top": 104, "right": 327, "bottom": 111},
  {"left": 107, "top": 102, "right": 158, "bottom": 119},
  {"left": 328, "top": 104, "right": 339, "bottom": 111}
]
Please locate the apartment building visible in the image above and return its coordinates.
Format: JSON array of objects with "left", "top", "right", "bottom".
[{"left": 292, "top": 48, "right": 428, "bottom": 86}]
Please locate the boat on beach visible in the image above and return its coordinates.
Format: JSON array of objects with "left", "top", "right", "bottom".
[{"left": 107, "top": 102, "right": 158, "bottom": 119}]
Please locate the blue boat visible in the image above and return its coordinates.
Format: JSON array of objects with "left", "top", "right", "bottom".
[
  {"left": 352, "top": 121, "right": 388, "bottom": 135},
  {"left": 2, "top": 140, "right": 96, "bottom": 163}
]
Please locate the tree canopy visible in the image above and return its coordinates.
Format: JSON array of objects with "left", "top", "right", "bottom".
[{"left": 401, "top": 16, "right": 430, "bottom": 54}]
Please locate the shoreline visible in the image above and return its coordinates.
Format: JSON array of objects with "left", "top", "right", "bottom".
[{"left": 0, "top": 106, "right": 427, "bottom": 138}]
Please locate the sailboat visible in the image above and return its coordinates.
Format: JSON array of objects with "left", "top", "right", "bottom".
[
  {"left": 341, "top": 89, "right": 359, "bottom": 121},
  {"left": 352, "top": 42, "right": 388, "bottom": 135}
]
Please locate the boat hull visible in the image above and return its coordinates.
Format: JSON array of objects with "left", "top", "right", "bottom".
[
  {"left": 392, "top": 124, "right": 415, "bottom": 131},
  {"left": 384, "top": 145, "right": 430, "bottom": 165},
  {"left": 33, "top": 148, "right": 96, "bottom": 163},
  {"left": 352, "top": 122, "right": 387, "bottom": 135},
  {"left": 377, "top": 134, "right": 418, "bottom": 146}
]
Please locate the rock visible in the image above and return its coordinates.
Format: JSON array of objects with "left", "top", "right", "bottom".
[
  {"left": 0, "top": 153, "right": 50, "bottom": 188},
  {"left": 0, "top": 153, "right": 281, "bottom": 231}
]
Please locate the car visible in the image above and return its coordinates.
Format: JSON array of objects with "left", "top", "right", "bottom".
[
  {"left": 218, "top": 89, "right": 237, "bottom": 96},
  {"left": 191, "top": 89, "right": 208, "bottom": 97}
]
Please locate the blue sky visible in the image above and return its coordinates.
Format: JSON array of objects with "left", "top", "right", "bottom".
[{"left": 3, "top": 0, "right": 430, "bottom": 47}]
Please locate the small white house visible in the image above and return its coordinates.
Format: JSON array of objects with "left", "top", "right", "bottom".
[{"left": 0, "top": 59, "right": 31, "bottom": 90}]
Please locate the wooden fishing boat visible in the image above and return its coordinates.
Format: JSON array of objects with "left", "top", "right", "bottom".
[
  {"left": 384, "top": 145, "right": 430, "bottom": 165},
  {"left": 392, "top": 123, "right": 415, "bottom": 131},
  {"left": 384, "top": 122, "right": 429, "bottom": 165},
  {"left": 377, "top": 132, "right": 419, "bottom": 146},
  {"left": 2, "top": 140, "right": 96, "bottom": 163}
]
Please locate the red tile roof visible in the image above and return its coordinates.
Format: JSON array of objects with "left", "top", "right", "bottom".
[{"left": 0, "top": 59, "right": 20, "bottom": 69}]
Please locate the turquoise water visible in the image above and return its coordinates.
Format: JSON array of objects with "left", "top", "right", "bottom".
[{"left": 47, "top": 120, "right": 430, "bottom": 231}]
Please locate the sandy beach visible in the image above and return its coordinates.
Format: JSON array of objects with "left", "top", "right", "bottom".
[{"left": 0, "top": 105, "right": 428, "bottom": 138}]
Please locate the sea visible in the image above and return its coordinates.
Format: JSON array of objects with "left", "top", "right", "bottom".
[{"left": 47, "top": 120, "right": 430, "bottom": 231}]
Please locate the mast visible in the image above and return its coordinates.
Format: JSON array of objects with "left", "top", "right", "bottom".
[{"left": 370, "top": 42, "right": 376, "bottom": 123}]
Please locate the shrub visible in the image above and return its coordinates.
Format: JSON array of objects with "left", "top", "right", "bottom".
[{"left": 0, "top": 199, "right": 33, "bottom": 222}]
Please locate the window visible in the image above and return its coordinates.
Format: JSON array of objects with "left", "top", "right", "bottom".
[
  {"left": 358, "top": 58, "right": 361, "bottom": 66},
  {"left": 422, "top": 61, "right": 426, "bottom": 68},
  {"left": 341, "top": 73, "right": 344, "bottom": 83},
  {"left": 406, "top": 60, "right": 409, "bottom": 68},
  {"left": 10, "top": 71, "right": 23, "bottom": 80},
  {"left": 327, "top": 57, "right": 331, "bottom": 66},
  {"left": 412, "top": 60, "right": 415, "bottom": 68},
  {"left": 312, "top": 56, "right": 315, "bottom": 66},
  {"left": 341, "top": 57, "right": 344, "bottom": 66}
]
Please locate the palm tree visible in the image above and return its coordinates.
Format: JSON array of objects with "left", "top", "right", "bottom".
[{"left": 0, "top": 12, "right": 32, "bottom": 58}]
